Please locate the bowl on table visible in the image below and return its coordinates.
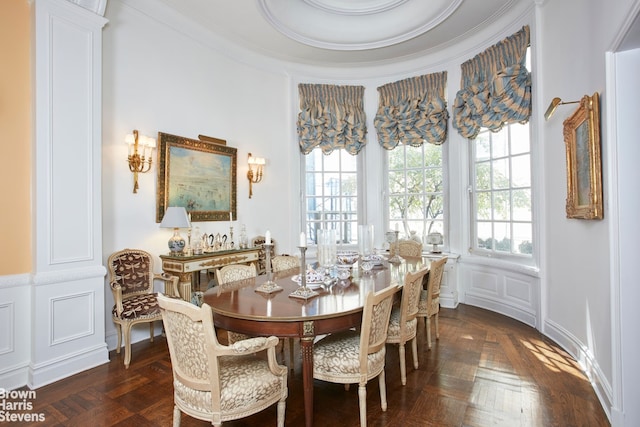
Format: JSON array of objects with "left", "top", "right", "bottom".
[{"left": 336, "top": 250, "right": 359, "bottom": 266}]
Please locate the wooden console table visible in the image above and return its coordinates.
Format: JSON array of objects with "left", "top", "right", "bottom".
[{"left": 160, "top": 247, "right": 261, "bottom": 301}]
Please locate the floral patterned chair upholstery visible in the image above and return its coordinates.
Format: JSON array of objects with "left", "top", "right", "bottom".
[
  {"left": 157, "top": 294, "right": 288, "bottom": 427},
  {"left": 417, "top": 257, "right": 447, "bottom": 350},
  {"left": 390, "top": 239, "right": 423, "bottom": 258},
  {"left": 214, "top": 263, "right": 257, "bottom": 288},
  {"left": 214, "top": 263, "right": 257, "bottom": 344},
  {"left": 107, "top": 248, "right": 179, "bottom": 368},
  {"left": 271, "top": 255, "right": 299, "bottom": 273},
  {"left": 312, "top": 285, "right": 398, "bottom": 427},
  {"left": 386, "top": 266, "right": 429, "bottom": 385},
  {"left": 270, "top": 254, "right": 300, "bottom": 366}
]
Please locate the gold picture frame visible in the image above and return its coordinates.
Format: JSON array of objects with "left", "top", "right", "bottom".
[
  {"left": 156, "top": 132, "right": 237, "bottom": 222},
  {"left": 563, "top": 92, "right": 603, "bottom": 219}
]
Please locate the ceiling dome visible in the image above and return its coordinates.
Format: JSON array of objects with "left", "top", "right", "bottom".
[
  {"left": 258, "top": 0, "right": 464, "bottom": 50},
  {"left": 152, "top": 0, "right": 529, "bottom": 66}
]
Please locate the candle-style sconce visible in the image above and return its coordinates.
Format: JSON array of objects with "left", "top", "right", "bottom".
[
  {"left": 247, "top": 153, "right": 265, "bottom": 198},
  {"left": 125, "top": 129, "right": 155, "bottom": 193}
]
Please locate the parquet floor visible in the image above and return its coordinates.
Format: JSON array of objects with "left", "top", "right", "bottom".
[{"left": 17, "top": 304, "right": 609, "bottom": 426}]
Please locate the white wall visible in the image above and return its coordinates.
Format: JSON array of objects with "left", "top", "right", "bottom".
[
  {"left": 536, "top": 0, "right": 638, "bottom": 418},
  {"left": 101, "top": 0, "right": 292, "bottom": 346},
  {"left": 611, "top": 46, "right": 640, "bottom": 427}
]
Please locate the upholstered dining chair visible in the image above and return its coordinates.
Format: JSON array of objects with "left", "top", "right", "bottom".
[
  {"left": 214, "top": 263, "right": 257, "bottom": 286},
  {"left": 386, "top": 266, "right": 429, "bottom": 385},
  {"left": 390, "top": 239, "right": 423, "bottom": 258},
  {"left": 417, "top": 257, "right": 448, "bottom": 350},
  {"left": 214, "top": 263, "right": 257, "bottom": 344},
  {"left": 270, "top": 254, "right": 300, "bottom": 367},
  {"left": 157, "top": 294, "right": 288, "bottom": 427},
  {"left": 313, "top": 285, "right": 399, "bottom": 427},
  {"left": 107, "top": 248, "right": 179, "bottom": 368},
  {"left": 271, "top": 254, "right": 299, "bottom": 273}
]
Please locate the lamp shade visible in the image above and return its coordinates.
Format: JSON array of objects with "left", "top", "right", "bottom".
[
  {"left": 160, "top": 207, "right": 191, "bottom": 229},
  {"left": 426, "top": 232, "right": 443, "bottom": 245}
]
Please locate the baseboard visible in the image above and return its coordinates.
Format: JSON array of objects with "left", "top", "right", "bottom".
[
  {"left": 28, "top": 344, "right": 109, "bottom": 389},
  {"left": 464, "top": 292, "right": 537, "bottom": 327},
  {"left": 0, "top": 362, "right": 30, "bottom": 391},
  {"left": 544, "top": 318, "right": 613, "bottom": 423}
]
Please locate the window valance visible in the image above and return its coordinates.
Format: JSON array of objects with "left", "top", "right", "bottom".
[
  {"left": 453, "top": 25, "right": 531, "bottom": 139},
  {"left": 374, "top": 72, "right": 449, "bottom": 150},
  {"left": 297, "top": 84, "right": 367, "bottom": 155}
]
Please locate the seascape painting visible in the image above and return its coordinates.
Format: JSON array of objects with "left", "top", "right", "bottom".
[{"left": 156, "top": 132, "right": 237, "bottom": 222}]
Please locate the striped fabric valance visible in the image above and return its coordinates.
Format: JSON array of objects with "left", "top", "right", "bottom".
[
  {"left": 374, "top": 72, "right": 449, "bottom": 150},
  {"left": 296, "top": 84, "right": 367, "bottom": 155},
  {"left": 453, "top": 25, "right": 531, "bottom": 139}
]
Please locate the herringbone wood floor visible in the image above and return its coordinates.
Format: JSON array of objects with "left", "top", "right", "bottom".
[{"left": 18, "top": 304, "right": 609, "bottom": 426}]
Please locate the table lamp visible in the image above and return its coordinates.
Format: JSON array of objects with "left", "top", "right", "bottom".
[
  {"left": 426, "top": 232, "right": 443, "bottom": 254},
  {"left": 160, "top": 207, "right": 191, "bottom": 255}
]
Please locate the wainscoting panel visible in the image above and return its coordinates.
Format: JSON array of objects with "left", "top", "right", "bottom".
[
  {"left": 459, "top": 258, "right": 539, "bottom": 327},
  {"left": 30, "top": 271, "right": 108, "bottom": 389},
  {"left": 0, "top": 302, "right": 14, "bottom": 355},
  {"left": 504, "top": 275, "right": 533, "bottom": 305},
  {"left": 50, "top": 291, "right": 95, "bottom": 346},
  {"left": 0, "top": 274, "right": 32, "bottom": 390}
]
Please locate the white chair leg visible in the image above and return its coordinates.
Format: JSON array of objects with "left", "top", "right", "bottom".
[
  {"left": 399, "top": 343, "right": 407, "bottom": 386},
  {"left": 379, "top": 369, "right": 387, "bottom": 411},
  {"left": 358, "top": 384, "right": 368, "bottom": 427},
  {"left": 277, "top": 399, "right": 286, "bottom": 427},
  {"left": 172, "top": 405, "right": 181, "bottom": 427},
  {"left": 411, "top": 337, "right": 419, "bottom": 370}
]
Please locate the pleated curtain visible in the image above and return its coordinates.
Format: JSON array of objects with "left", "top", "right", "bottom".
[
  {"left": 453, "top": 25, "right": 531, "bottom": 140},
  {"left": 374, "top": 72, "right": 449, "bottom": 150},
  {"left": 297, "top": 84, "right": 367, "bottom": 155}
]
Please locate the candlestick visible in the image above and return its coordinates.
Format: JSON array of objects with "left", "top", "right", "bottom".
[
  {"left": 289, "top": 245, "right": 319, "bottom": 299},
  {"left": 299, "top": 231, "right": 306, "bottom": 247},
  {"left": 255, "top": 242, "right": 282, "bottom": 294},
  {"left": 265, "top": 230, "right": 271, "bottom": 245}
]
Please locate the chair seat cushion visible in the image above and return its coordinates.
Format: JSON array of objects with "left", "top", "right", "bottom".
[
  {"left": 418, "top": 290, "right": 440, "bottom": 315},
  {"left": 313, "top": 330, "right": 386, "bottom": 383},
  {"left": 173, "top": 355, "right": 284, "bottom": 414},
  {"left": 112, "top": 293, "right": 161, "bottom": 320},
  {"left": 386, "top": 307, "right": 417, "bottom": 342}
]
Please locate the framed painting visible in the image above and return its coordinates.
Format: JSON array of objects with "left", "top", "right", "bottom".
[
  {"left": 563, "top": 92, "right": 603, "bottom": 219},
  {"left": 156, "top": 132, "right": 237, "bottom": 222}
]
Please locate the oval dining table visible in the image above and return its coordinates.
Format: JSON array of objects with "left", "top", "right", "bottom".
[{"left": 202, "top": 259, "right": 421, "bottom": 427}]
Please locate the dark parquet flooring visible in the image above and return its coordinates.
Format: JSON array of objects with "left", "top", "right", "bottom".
[{"left": 17, "top": 304, "right": 609, "bottom": 426}]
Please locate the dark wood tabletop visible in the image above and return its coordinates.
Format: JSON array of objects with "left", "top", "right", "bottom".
[{"left": 202, "top": 259, "right": 424, "bottom": 427}]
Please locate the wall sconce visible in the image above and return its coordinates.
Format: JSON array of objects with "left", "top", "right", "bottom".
[
  {"left": 247, "top": 153, "right": 265, "bottom": 198},
  {"left": 544, "top": 97, "right": 581, "bottom": 121},
  {"left": 125, "top": 129, "right": 155, "bottom": 193}
]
